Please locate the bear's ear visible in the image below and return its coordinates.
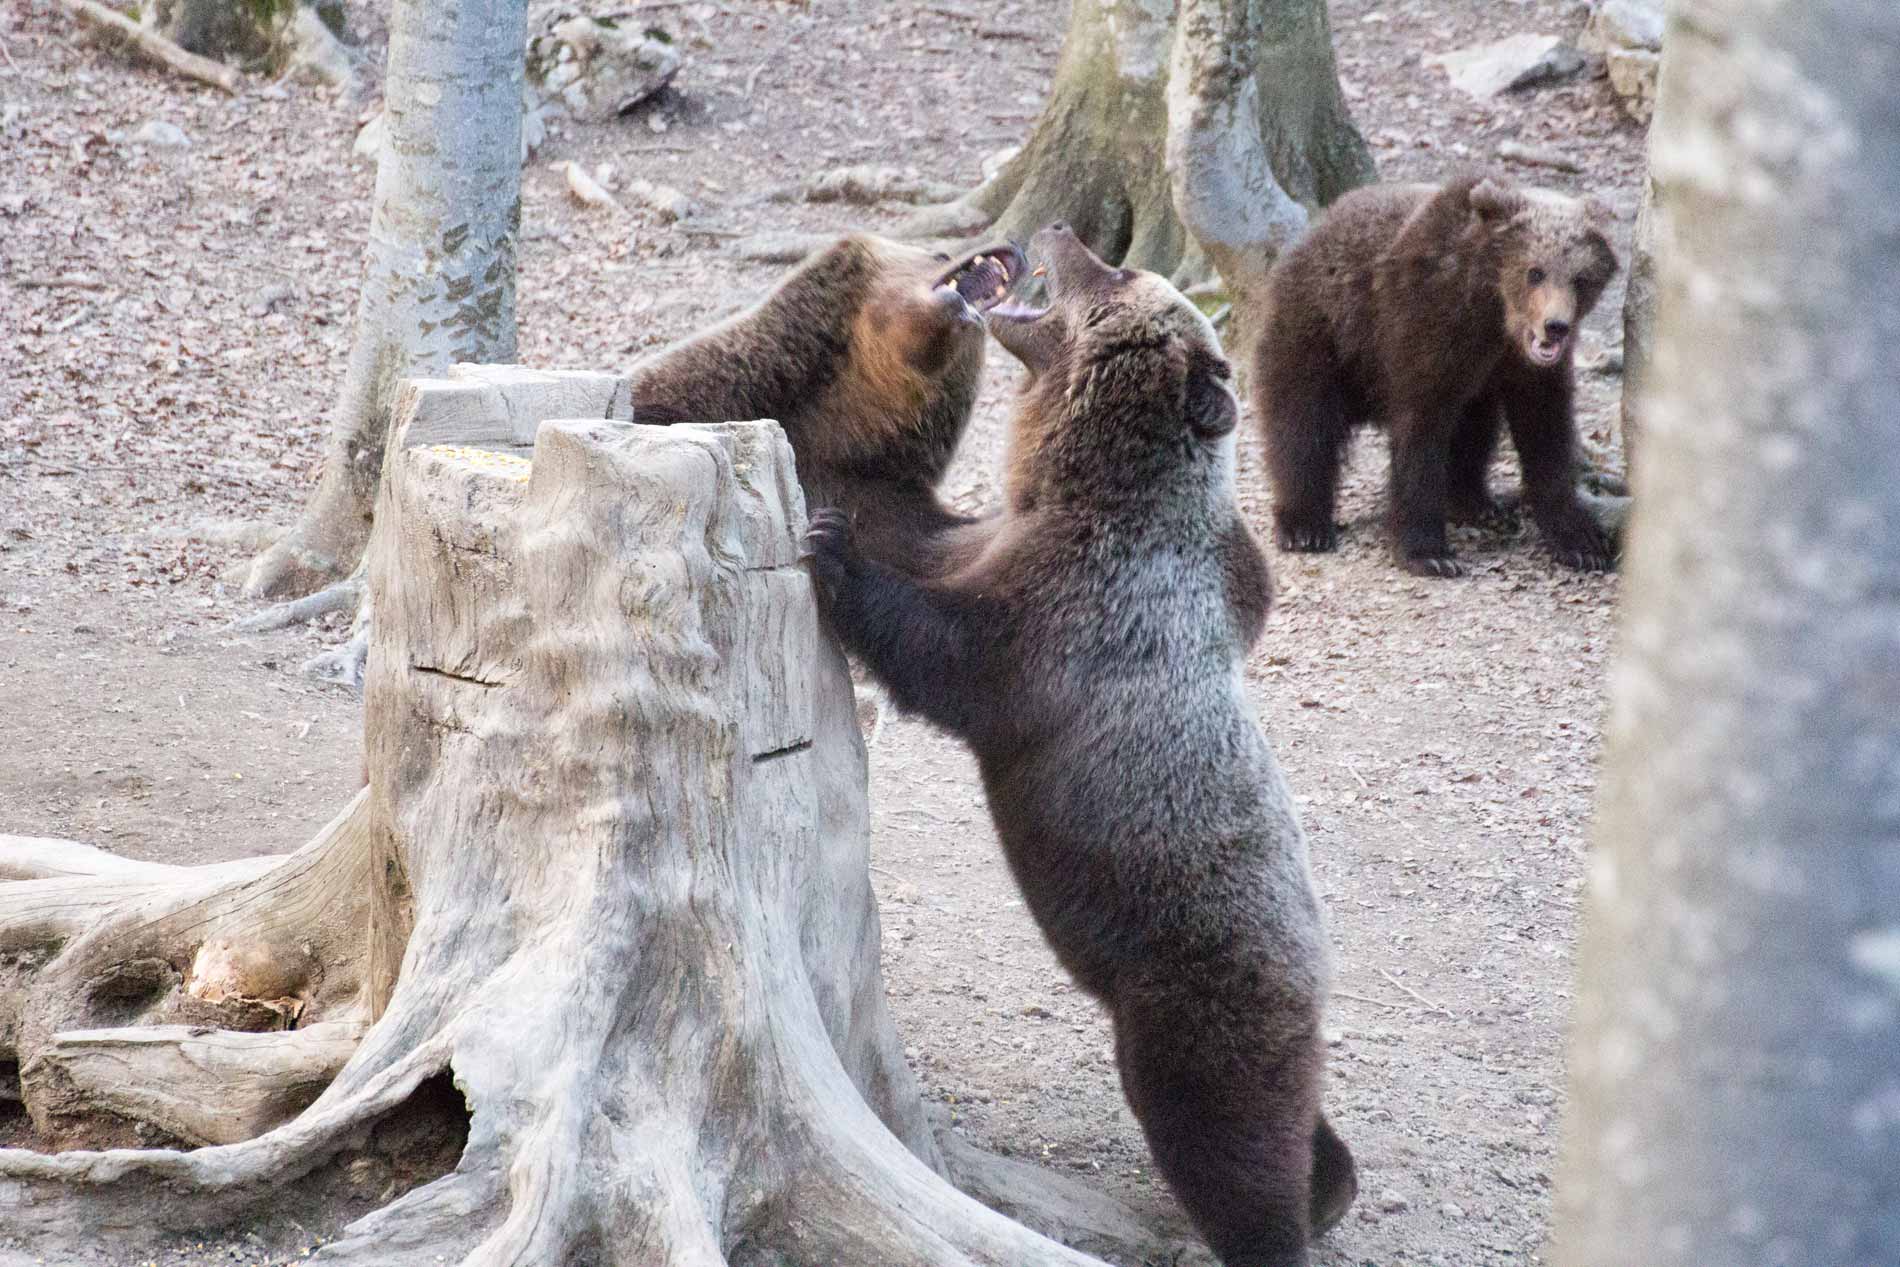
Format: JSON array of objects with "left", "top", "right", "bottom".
[
  {"left": 1584, "top": 225, "right": 1622, "bottom": 281},
  {"left": 1185, "top": 358, "right": 1239, "bottom": 439},
  {"left": 1469, "top": 178, "right": 1525, "bottom": 225}
]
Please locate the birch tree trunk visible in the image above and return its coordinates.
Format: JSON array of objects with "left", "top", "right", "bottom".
[
  {"left": 1617, "top": 165, "right": 1656, "bottom": 472},
  {"left": 242, "top": 0, "right": 524, "bottom": 600},
  {"left": 922, "top": 0, "right": 1371, "bottom": 290},
  {"left": 1556, "top": 2, "right": 1900, "bottom": 1263},
  {"left": 0, "top": 381, "right": 1201, "bottom": 1267}
]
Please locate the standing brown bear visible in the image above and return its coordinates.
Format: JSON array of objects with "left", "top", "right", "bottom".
[
  {"left": 809, "top": 225, "right": 1356, "bottom": 1267},
  {"left": 1253, "top": 173, "right": 1619, "bottom": 575}
]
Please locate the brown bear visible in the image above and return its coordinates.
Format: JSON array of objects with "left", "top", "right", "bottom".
[
  {"left": 1252, "top": 173, "right": 1620, "bottom": 575},
  {"left": 808, "top": 224, "right": 1356, "bottom": 1267},
  {"left": 630, "top": 234, "right": 1025, "bottom": 574}
]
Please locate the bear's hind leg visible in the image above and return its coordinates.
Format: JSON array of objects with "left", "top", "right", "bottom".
[
  {"left": 1114, "top": 974, "right": 1323, "bottom": 1267},
  {"left": 1310, "top": 1113, "right": 1358, "bottom": 1235},
  {"left": 1388, "top": 415, "right": 1465, "bottom": 576}
]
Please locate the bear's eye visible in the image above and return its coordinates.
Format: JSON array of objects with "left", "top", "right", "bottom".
[{"left": 1527, "top": 267, "right": 1546, "bottom": 286}]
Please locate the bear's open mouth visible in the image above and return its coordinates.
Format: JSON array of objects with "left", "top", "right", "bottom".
[
  {"left": 934, "top": 244, "right": 1027, "bottom": 321},
  {"left": 988, "top": 262, "right": 1051, "bottom": 326},
  {"left": 1527, "top": 330, "right": 1569, "bottom": 367}
]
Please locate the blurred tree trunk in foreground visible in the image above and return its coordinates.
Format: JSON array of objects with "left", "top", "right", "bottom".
[{"left": 1558, "top": 1, "right": 1900, "bottom": 1263}]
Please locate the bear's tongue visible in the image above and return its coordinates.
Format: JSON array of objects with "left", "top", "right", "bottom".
[
  {"left": 1529, "top": 330, "right": 1568, "bottom": 366},
  {"left": 933, "top": 247, "right": 1025, "bottom": 314}
]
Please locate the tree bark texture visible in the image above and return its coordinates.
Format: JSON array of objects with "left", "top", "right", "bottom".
[
  {"left": 1556, "top": 2, "right": 1900, "bottom": 1263},
  {"left": 242, "top": 0, "right": 524, "bottom": 600},
  {"left": 1618, "top": 162, "right": 1657, "bottom": 474},
  {"left": 953, "top": 0, "right": 1372, "bottom": 287},
  {"left": 1, "top": 379, "right": 1197, "bottom": 1266}
]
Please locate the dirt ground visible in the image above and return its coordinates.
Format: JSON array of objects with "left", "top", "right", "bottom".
[{"left": 0, "top": 0, "right": 1646, "bottom": 1262}]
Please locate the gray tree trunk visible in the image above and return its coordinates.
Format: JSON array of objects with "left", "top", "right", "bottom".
[
  {"left": 1556, "top": 2, "right": 1900, "bottom": 1264},
  {"left": 1618, "top": 164, "right": 1655, "bottom": 471},
  {"left": 0, "top": 380, "right": 1205, "bottom": 1266},
  {"left": 932, "top": 0, "right": 1371, "bottom": 288},
  {"left": 242, "top": 0, "right": 524, "bottom": 599}
]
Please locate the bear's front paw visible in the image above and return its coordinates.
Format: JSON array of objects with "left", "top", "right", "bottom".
[
  {"left": 1545, "top": 519, "right": 1616, "bottom": 572},
  {"left": 804, "top": 507, "right": 857, "bottom": 591}
]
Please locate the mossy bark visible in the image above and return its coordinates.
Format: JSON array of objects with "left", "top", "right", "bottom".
[{"left": 971, "top": 0, "right": 1373, "bottom": 287}]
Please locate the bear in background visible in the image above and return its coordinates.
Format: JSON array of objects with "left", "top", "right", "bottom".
[
  {"left": 809, "top": 224, "right": 1355, "bottom": 1267},
  {"left": 630, "top": 234, "right": 1024, "bottom": 575},
  {"left": 1253, "top": 173, "right": 1620, "bottom": 576}
]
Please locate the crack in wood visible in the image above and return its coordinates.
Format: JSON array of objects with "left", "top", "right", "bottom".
[
  {"left": 750, "top": 738, "right": 814, "bottom": 763},
  {"left": 411, "top": 664, "right": 506, "bottom": 689}
]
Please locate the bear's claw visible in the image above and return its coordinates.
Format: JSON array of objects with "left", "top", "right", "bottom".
[
  {"left": 1402, "top": 553, "right": 1467, "bottom": 578},
  {"left": 1276, "top": 522, "right": 1340, "bottom": 553}
]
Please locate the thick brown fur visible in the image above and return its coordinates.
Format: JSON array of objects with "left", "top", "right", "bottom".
[
  {"left": 1253, "top": 173, "right": 1620, "bottom": 575},
  {"left": 630, "top": 234, "right": 1023, "bottom": 575},
  {"left": 809, "top": 225, "right": 1356, "bottom": 1267}
]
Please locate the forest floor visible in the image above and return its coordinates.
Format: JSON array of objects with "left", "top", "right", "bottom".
[{"left": 0, "top": 0, "right": 1646, "bottom": 1262}]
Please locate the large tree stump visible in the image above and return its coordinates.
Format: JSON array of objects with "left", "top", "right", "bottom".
[{"left": 0, "top": 376, "right": 1195, "bottom": 1265}]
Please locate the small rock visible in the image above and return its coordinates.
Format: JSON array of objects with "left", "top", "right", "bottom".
[
  {"left": 1378, "top": 1188, "right": 1411, "bottom": 1214},
  {"left": 526, "top": 8, "right": 682, "bottom": 123},
  {"left": 624, "top": 178, "right": 700, "bottom": 222},
  {"left": 247, "top": 284, "right": 298, "bottom": 318},
  {"left": 1604, "top": 46, "right": 1660, "bottom": 123},
  {"left": 1429, "top": 34, "right": 1585, "bottom": 98},
  {"left": 1587, "top": 0, "right": 1665, "bottom": 53},
  {"left": 552, "top": 159, "right": 621, "bottom": 211},
  {"left": 1439, "top": 1201, "right": 1467, "bottom": 1219},
  {"left": 352, "top": 110, "right": 386, "bottom": 162},
  {"left": 132, "top": 119, "right": 190, "bottom": 148},
  {"left": 1585, "top": 0, "right": 1664, "bottom": 122}
]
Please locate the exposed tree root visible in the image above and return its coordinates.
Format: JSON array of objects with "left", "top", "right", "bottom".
[
  {"left": 0, "top": 397, "right": 1202, "bottom": 1266},
  {"left": 231, "top": 569, "right": 365, "bottom": 634},
  {"left": 58, "top": 0, "right": 243, "bottom": 94}
]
